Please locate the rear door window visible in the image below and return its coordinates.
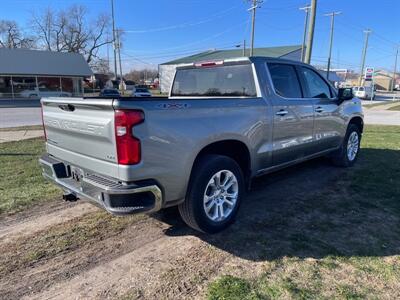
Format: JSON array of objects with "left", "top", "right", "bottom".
[
  {"left": 301, "top": 67, "right": 332, "bottom": 98},
  {"left": 267, "top": 63, "right": 303, "bottom": 98},
  {"left": 171, "top": 64, "right": 257, "bottom": 97}
]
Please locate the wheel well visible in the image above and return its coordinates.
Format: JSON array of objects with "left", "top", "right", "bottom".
[
  {"left": 349, "top": 117, "right": 364, "bottom": 133},
  {"left": 193, "top": 140, "right": 251, "bottom": 180}
]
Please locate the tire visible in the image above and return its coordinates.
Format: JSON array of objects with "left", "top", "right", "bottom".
[
  {"left": 178, "top": 155, "right": 245, "bottom": 233},
  {"left": 331, "top": 124, "right": 361, "bottom": 167}
]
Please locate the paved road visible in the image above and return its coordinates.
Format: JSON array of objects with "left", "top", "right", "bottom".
[{"left": 0, "top": 107, "right": 42, "bottom": 128}]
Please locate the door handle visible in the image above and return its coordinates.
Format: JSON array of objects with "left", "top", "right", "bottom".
[
  {"left": 315, "top": 106, "right": 324, "bottom": 113},
  {"left": 275, "top": 109, "right": 288, "bottom": 116}
]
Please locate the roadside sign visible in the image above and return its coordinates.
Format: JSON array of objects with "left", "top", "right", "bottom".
[{"left": 364, "top": 67, "right": 374, "bottom": 81}]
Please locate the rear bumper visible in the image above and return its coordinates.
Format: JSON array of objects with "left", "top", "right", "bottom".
[{"left": 39, "top": 154, "right": 163, "bottom": 215}]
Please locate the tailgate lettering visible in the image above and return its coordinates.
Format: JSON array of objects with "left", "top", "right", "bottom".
[{"left": 45, "top": 118, "right": 105, "bottom": 136}]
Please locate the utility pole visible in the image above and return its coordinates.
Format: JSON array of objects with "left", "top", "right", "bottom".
[
  {"left": 243, "top": 40, "right": 246, "bottom": 56},
  {"left": 358, "top": 29, "right": 372, "bottom": 86},
  {"left": 299, "top": 5, "right": 311, "bottom": 62},
  {"left": 248, "top": 0, "right": 262, "bottom": 56},
  {"left": 324, "top": 11, "right": 341, "bottom": 80},
  {"left": 391, "top": 47, "right": 398, "bottom": 93},
  {"left": 116, "top": 29, "right": 124, "bottom": 94},
  {"left": 304, "top": 0, "right": 317, "bottom": 64},
  {"left": 106, "top": 32, "right": 110, "bottom": 73},
  {"left": 111, "top": 0, "right": 118, "bottom": 80}
]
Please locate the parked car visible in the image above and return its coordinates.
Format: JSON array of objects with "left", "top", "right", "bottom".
[
  {"left": 353, "top": 86, "right": 374, "bottom": 99},
  {"left": 100, "top": 88, "right": 120, "bottom": 98},
  {"left": 125, "top": 80, "right": 136, "bottom": 91},
  {"left": 133, "top": 88, "right": 152, "bottom": 97},
  {"left": 39, "top": 57, "right": 363, "bottom": 233},
  {"left": 20, "top": 87, "right": 71, "bottom": 98},
  {"left": 11, "top": 78, "right": 36, "bottom": 89}
]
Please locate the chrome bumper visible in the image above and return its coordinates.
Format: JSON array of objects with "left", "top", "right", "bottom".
[{"left": 39, "top": 154, "right": 163, "bottom": 215}]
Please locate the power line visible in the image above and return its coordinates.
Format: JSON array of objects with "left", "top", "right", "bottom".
[
  {"left": 124, "top": 41, "right": 241, "bottom": 57},
  {"left": 122, "top": 42, "right": 242, "bottom": 61},
  {"left": 334, "top": 24, "right": 394, "bottom": 58},
  {"left": 373, "top": 32, "right": 399, "bottom": 47},
  {"left": 123, "top": 5, "right": 240, "bottom": 33},
  {"left": 257, "top": 3, "right": 300, "bottom": 12},
  {"left": 336, "top": 18, "right": 398, "bottom": 49},
  {"left": 123, "top": 20, "right": 249, "bottom": 55}
]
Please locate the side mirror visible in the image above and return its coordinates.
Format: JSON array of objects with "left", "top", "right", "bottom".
[{"left": 338, "top": 88, "right": 353, "bottom": 101}]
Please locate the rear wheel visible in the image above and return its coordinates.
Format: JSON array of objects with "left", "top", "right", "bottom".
[
  {"left": 178, "top": 155, "right": 244, "bottom": 233},
  {"left": 331, "top": 124, "right": 361, "bottom": 167}
]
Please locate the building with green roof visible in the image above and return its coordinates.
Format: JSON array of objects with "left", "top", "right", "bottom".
[{"left": 159, "top": 45, "right": 302, "bottom": 93}]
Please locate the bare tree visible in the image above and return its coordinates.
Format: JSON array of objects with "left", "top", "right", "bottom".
[
  {"left": 125, "top": 69, "right": 158, "bottom": 84},
  {"left": 91, "top": 58, "right": 111, "bottom": 74},
  {"left": 30, "top": 5, "right": 111, "bottom": 64},
  {"left": 0, "top": 20, "right": 36, "bottom": 49}
]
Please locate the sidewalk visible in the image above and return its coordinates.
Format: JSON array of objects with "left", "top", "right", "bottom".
[{"left": 0, "top": 129, "right": 44, "bottom": 143}]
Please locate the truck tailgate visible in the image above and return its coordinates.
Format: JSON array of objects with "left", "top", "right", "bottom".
[{"left": 41, "top": 97, "right": 117, "bottom": 164}]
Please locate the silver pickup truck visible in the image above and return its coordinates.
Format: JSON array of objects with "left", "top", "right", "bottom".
[{"left": 39, "top": 57, "right": 363, "bottom": 233}]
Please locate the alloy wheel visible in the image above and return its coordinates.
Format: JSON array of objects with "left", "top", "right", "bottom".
[{"left": 203, "top": 170, "right": 239, "bottom": 222}]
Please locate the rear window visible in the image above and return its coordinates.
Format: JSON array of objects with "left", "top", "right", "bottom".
[
  {"left": 359, "top": 87, "right": 365, "bottom": 91},
  {"left": 136, "top": 88, "right": 148, "bottom": 93},
  {"left": 171, "top": 64, "right": 257, "bottom": 97}
]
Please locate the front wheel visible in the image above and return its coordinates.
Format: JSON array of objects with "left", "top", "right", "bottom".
[
  {"left": 331, "top": 124, "right": 361, "bottom": 167},
  {"left": 178, "top": 155, "right": 245, "bottom": 233}
]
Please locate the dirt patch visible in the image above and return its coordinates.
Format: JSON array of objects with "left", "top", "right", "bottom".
[
  {"left": 0, "top": 210, "right": 163, "bottom": 299},
  {"left": 0, "top": 202, "right": 97, "bottom": 243}
]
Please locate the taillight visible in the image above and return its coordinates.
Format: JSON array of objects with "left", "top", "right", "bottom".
[
  {"left": 40, "top": 105, "right": 47, "bottom": 141},
  {"left": 114, "top": 110, "right": 144, "bottom": 165}
]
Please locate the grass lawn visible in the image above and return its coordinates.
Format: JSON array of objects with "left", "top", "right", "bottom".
[
  {"left": 207, "top": 125, "right": 400, "bottom": 300},
  {"left": 0, "top": 138, "right": 61, "bottom": 214},
  {"left": 388, "top": 104, "right": 400, "bottom": 111},
  {"left": 150, "top": 89, "right": 168, "bottom": 96}
]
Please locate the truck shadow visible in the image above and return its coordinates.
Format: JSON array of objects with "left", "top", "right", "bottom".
[{"left": 160, "top": 148, "right": 400, "bottom": 261}]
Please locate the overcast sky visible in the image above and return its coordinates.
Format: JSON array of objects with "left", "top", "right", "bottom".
[{"left": 3, "top": 0, "right": 399, "bottom": 72}]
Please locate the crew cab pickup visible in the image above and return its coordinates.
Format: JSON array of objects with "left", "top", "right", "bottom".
[{"left": 39, "top": 57, "right": 363, "bottom": 233}]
